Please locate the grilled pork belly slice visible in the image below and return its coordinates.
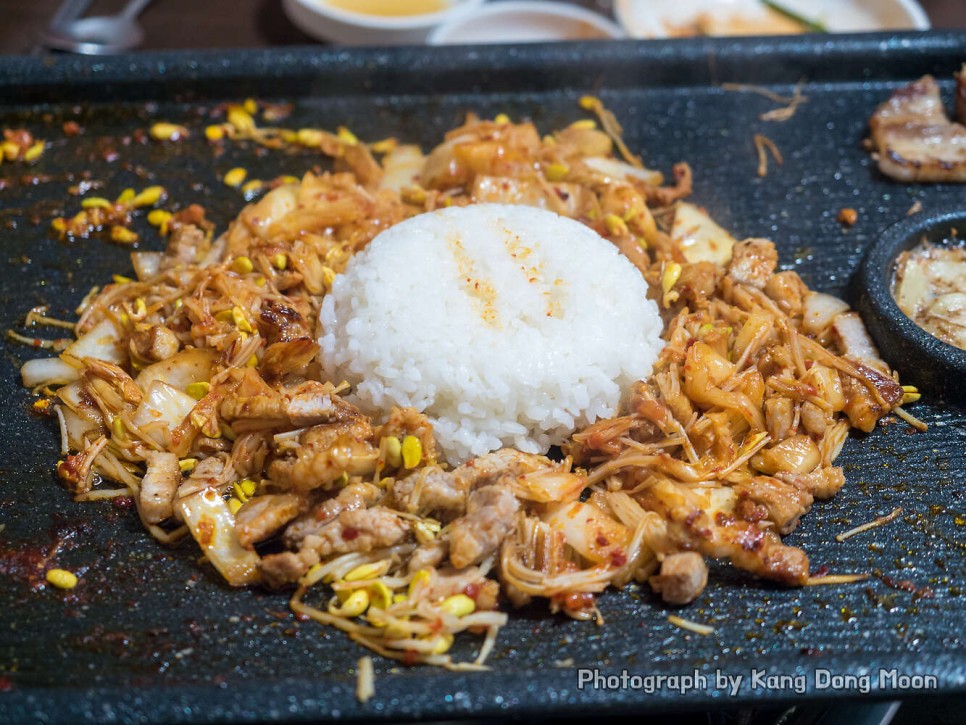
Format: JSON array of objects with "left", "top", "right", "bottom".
[{"left": 870, "top": 68, "right": 966, "bottom": 183}]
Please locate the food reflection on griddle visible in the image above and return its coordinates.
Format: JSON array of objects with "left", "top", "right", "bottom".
[
  {"left": 16, "top": 99, "right": 919, "bottom": 669},
  {"left": 869, "top": 65, "right": 966, "bottom": 183}
]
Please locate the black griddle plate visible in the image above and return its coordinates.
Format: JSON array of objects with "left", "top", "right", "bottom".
[{"left": 1, "top": 34, "right": 965, "bottom": 724}]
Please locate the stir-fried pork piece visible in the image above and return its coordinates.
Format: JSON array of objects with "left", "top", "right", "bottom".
[
  {"left": 258, "top": 299, "right": 312, "bottom": 344},
  {"left": 726, "top": 238, "right": 779, "bottom": 289},
  {"left": 638, "top": 479, "right": 810, "bottom": 586},
  {"left": 139, "top": 451, "right": 180, "bottom": 524},
  {"left": 259, "top": 551, "right": 309, "bottom": 589},
  {"left": 407, "top": 540, "right": 449, "bottom": 573},
  {"left": 764, "top": 271, "right": 808, "bottom": 317},
  {"left": 163, "top": 222, "right": 209, "bottom": 267},
  {"left": 448, "top": 484, "right": 520, "bottom": 569},
  {"left": 390, "top": 448, "right": 548, "bottom": 519},
  {"left": 282, "top": 482, "right": 381, "bottom": 547},
  {"left": 268, "top": 419, "right": 379, "bottom": 492},
  {"left": 841, "top": 367, "right": 903, "bottom": 433},
  {"left": 391, "top": 466, "right": 466, "bottom": 519},
  {"left": 262, "top": 504, "right": 411, "bottom": 588},
  {"left": 832, "top": 312, "right": 891, "bottom": 374},
  {"left": 235, "top": 493, "right": 304, "bottom": 550},
  {"left": 733, "top": 475, "right": 813, "bottom": 535},
  {"left": 649, "top": 552, "right": 708, "bottom": 605},
  {"left": 129, "top": 325, "right": 180, "bottom": 363},
  {"left": 778, "top": 467, "right": 845, "bottom": 500},
  {"left": 869, "top": 71, "right": 966, "bottom": 183},
  {"left": 177, "top": 455, "right": 232, "bottom": 500},
  {"left": 221, "top": 380, "right": 362, "bottom": 429},
  {"left": 299, "top": 506, "right": 409, "bottom": 559}
]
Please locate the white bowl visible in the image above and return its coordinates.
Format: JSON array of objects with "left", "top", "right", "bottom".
[
  {"left": 428, "top": 1, "right": 625, "bottom": 45},
  {"left": 615, "top": 0, "right": 930, "bottom": 38},
  {"left": 283, "top": 0, "right": 486, "bottom": 45}
]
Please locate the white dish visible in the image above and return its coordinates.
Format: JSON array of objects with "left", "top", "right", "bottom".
[
  {"left": 428, "top": 1, "right": 625, "bottom": 45},
  {"left": 283, "top": 0, "right": 486, "bottom": 46},
  {"left": 615, "top": 0, "right": 930, "bottom": 38}
]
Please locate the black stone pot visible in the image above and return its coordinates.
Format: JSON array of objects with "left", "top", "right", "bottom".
[{"left": 856, "top": 206, "right": 966, "bottom": 406}]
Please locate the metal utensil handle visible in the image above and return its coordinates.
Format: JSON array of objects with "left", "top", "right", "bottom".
[
  {"left": 50, "top": 0, "right": 92, "bottom": 28},
  {"left": 120, "top": 0, "right": 154, "bottom": 20}
]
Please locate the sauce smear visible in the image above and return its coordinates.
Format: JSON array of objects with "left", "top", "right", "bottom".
[{"left": 324, "top": 0, "right": 449, "bottom": 17}]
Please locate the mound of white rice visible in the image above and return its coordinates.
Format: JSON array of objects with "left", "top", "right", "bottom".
[{"left": 319, "top": 203, "right": 663, "bottom": 463}]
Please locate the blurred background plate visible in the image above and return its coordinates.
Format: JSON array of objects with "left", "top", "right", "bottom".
[
  {"left": 282, "top": 0, "right": 486, "bottom": 44},
  {"left": 615, "top": 0, "right": 929, "bottom": 38},
  {"left": 428, "top": 1, "right": 625, "bottom": 44}
]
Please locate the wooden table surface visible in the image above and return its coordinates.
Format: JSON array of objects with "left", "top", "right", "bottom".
[{"left": 0, "top": 0, "right": 963, "bottom": 55}]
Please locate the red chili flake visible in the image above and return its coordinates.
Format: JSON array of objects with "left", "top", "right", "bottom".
[
  {"left": 552, "top": 591, "right": 594, "bottom": 612},
  {"left": 877, "top": 571, "right": 934, "bottom": 599},
  {"left": 342, "top": 527, "right": 359, "bottom": 541},
  {"left": 610, "top": 551, "right": 628, "bottom": 568},
  {"left": 463, "top": 582, "right": 481, "bottom": 601},
  {"left": 736, "top": 527, "right": 764, "bottom": 552},
  {"left": 715, "top": 511, "right": 736, "bottom": 526},
  {"left": 812, "top": 565, "right": 829, "bottom": 578},
  {"left": 112, "top": 496, "right": 135, "bottom": 510},
  {"left": 62, "top": 121, "right": 81, "bottom": 137},
  {"left": 595, "top": 534, "right": 609, "bottom": 547},
  {"left": 0, "top": 676, "right": 13, "bottom": 692}
]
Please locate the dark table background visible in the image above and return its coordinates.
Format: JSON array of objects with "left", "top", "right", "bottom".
[{"left": 1, "top": 0, "right": 964, "bottom": 54}]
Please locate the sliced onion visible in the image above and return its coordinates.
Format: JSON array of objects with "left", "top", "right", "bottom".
[
  {"left": 831, "top": 311, "right": 888, "bottom": 371},
  {"left": 511, "top": 467, "right": 586, "bottom": 504},
  {"left": 131, "top": 251, "right": 162, "bottom": 281},
  {"left": 178, "top": 488, "right": 262, "bottom": 586},
  {"left": 419, "top": 132, "right": 474, "bottom": 189},
  {"left": 541, "top": 500, "right": 631, "bottom": 566},
  {"left": 57, "top": 381, "right": 104, "bottom": 424},
  {"left": 21, "top": 356, "right": 80, "bottom": 388},
  {"left": 64, "top": 318, "right": 126, "bottom": 365},
  {"left": 62, "top": 406, "right": 103, "bottom": 451},
  {"left": 132, "top": 380, "right": 197, "bottom": 447},
  {"left": 247, "top": 185, "right": 299, "bottom": 239},
  {"left": 380, "top": 144, "right": 425, "bottom": 192},
  {"left": 801, "top": 292, "right": 850, "bottom": 335},
  {"left": 583, "top": 156, "right": 663, "bottom": 186},
  {"left": 703, "top": 486, "right": 736, "bottom": 517},
  {"left": 136, "top": 348, "right": 215, "bottom": 393},
  {"left": 752, "top": 435, "right": 821, "bottom": 476},
  {"left": 671, "top": 201, "right": 736, "bottom": 266},
  {"left": 199, "top": 234, "right": 227, "bottom": 268}
]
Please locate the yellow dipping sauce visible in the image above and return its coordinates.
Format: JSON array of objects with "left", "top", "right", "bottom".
[{"left": 325, "top": 0, "right": 449, "bottom": 17}]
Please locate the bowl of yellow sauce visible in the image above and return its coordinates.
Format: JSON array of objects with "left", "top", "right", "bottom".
[{"left": 283, "top": 0, "right": 486, "bottom": 45}]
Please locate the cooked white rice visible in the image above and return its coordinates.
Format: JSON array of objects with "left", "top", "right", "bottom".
[{"left": 319, "top": 203, "right": 663, "bottom": 463}]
